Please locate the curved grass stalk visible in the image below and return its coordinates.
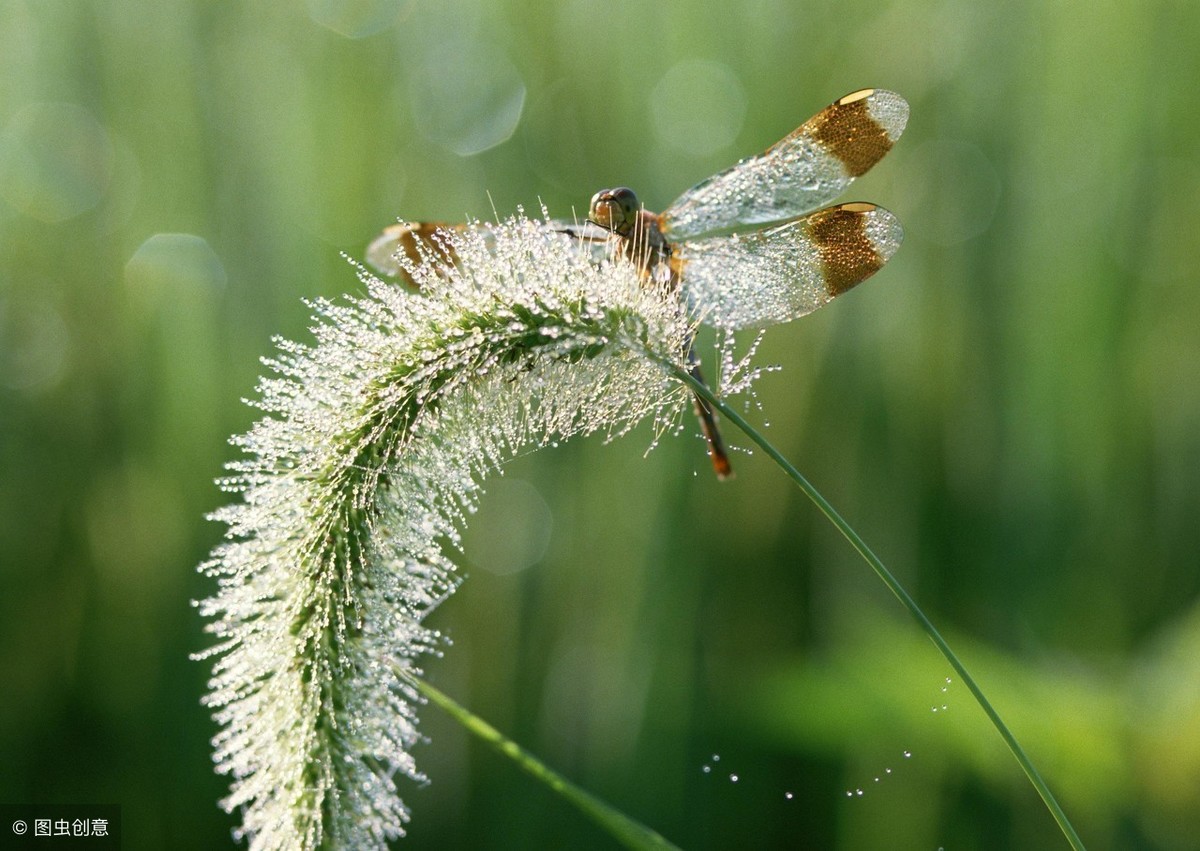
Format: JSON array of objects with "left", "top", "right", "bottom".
[
  {"left": 669, "top": 363, "right": 1086, "bottom": 851},
  {"left": 411, "top": 676, "right": 679, "bottom": 850},
  {"left": 194, "top": 217, "right": 695, "bottom": 850},
  {"left": 197, "top": 207, "right": 1083, "bottom": 848}
]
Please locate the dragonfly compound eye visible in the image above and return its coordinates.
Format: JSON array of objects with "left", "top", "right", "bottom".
[{"left": 588, "top": 187, "right": 640, "bottom": 234}]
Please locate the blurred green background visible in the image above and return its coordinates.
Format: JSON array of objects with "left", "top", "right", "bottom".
[{"left": 2, "top": 0, "right": 1198, "bottom": 848}]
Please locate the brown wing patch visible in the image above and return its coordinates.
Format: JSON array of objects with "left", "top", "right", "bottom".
[
  {"left": 809, "top": 89, "right": 896, "bottom": 178},
  {"left": 366, "top": 222, "right": 460, "bottom": 288},
  {"left": 805, "top": 203, "right": 884, "bottom": 296}
]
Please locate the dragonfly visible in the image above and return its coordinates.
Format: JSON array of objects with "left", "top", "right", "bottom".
[{"left": 367, "top": 88, "right": 908, "bottom": 479}]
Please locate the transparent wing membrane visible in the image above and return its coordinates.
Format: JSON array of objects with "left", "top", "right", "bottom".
[
  {"left": 677, "top": 203, "right": 903, "bottom": 331},
  {"left": 366, "top": 220, "right": 610, "bottom": 287},
  {"left": 661, "top": 89, "right": 908, "bottom": 240}
]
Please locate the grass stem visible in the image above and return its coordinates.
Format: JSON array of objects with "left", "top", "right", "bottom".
[
  {"left": 672, "top": 364, "right": 1086, "bottom": 851},
  {"left": 412, "top": 676, "right": 680, "bottom": 850}
]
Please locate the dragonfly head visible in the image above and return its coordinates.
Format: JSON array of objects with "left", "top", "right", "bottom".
[{"left": 588, "top": 187, "right": 640, "bottom": 236}]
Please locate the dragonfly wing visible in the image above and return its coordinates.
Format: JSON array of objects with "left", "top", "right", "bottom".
[
  {"left": 544, "top": 219, "right": 619, "bottom": 264},
  {"left": 677, "top": 203, "right": 902, "bottom": 331},
  {"left": 366, "top": 220, "right": 611, "bottom": 287},
  {"left": 366, "top": 221, "right": 465, "bottom": 286},
  {"left": 661, "top": 89, "right": 908, "bottom": 240},
  {"left": 545, "top": 219, "right": 615, "bottom": 242}
]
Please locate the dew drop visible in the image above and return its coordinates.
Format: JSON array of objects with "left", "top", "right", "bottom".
[
  {"left": 729, "top": 774, "right": 738, "bottom": 783},
  {"left": 785, "top": 792, "right": 794, "bottom": 800},
  {"left": 702, "top": 765, "right": 711, "bottom": 774},
  {"left": 903, "top": 751, "right": 912, "bottom": 759}
]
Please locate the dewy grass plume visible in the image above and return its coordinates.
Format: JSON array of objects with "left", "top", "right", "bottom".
[{"left": 194, "top": 215, "right": 698, "bottom": 849}]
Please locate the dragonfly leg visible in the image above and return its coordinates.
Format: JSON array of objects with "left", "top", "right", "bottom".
[{"left": 686, "top": 349, "right": 733, "bottom": 480}]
